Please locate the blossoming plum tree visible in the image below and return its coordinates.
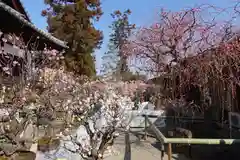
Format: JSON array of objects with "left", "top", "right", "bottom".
[
  {"left": 120, "top": 4, "right": 240, "bottom": 121},
  {"left": 123, "top": 5, "right": 234, "bottom": 76},
  {"left": 0, "top": 31, "right": 150, "bottom": 159},
  {"left": 52, "top": 79, "right": 149, "bottom": 160}
]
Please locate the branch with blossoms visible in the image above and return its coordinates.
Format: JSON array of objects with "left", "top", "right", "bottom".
[
  {"left": 0, "top": 29, "right": 65, "bottom": 88},
  {"left": 123, "top": 5, "right": 234, "bottom": 76},
  {"left": 0, "top": 58, "right": 149, "bottom": 159},
  {"left": 0, "top": 29, "right": 67, "bottom": 109},
  {"left": 50, "top": 80, "right": 149, "bottom": 160},
  {"left": 167, "top": 35, "right": 240, "bottom": 114},
  {"left": 0, "top": 25, "right": 148, "bottom": 160},
  {"left": 0, "top": 29, "right": 68, "bottom": 158},
  {"left": 118, "top": 4, "right": 240, "bottom": 122}
]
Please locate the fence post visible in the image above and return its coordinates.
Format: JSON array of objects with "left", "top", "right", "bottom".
[
  {"left": 144, "top": 115, "right": 147, "bottom": 140},
  {"left": 167, "top": 143, "right": 172, "bottom": 160},
  {"left": 124, "top": 130, "right": 131, "bottom": 160},
  {"left": 188, "top": 144, "right": 192, "bottom": 158},
  {"left": 161, "top": 144, "right": 165, "bottom": 160}
]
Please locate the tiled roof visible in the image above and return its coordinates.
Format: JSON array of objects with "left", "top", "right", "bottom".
[
  {"left": 0, "top": 1, "right": 68, "bottom": 49},
  {"left": 18, "top": 0, "right": 32, "bottom": 22}
]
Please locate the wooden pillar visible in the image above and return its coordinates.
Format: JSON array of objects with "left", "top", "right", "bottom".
[
  {"left": 167, "top": 143, "right": 172, "bottom": 160},
  {"left": 26, "top": 50, "right": 32, "bottom": 81},
  {"left": 124, "top": 131, "right": 131, "bottom": 160},
  {"left": 161, "top": 144, "right": 165, "bottom": 160},
  {"left": 144, "top": 115, "right": 147, "bottom": 140}
]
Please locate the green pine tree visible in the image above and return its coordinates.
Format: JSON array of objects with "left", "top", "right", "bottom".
[{"left": 101, "top": 9, "right": 135, "bottom": 79}]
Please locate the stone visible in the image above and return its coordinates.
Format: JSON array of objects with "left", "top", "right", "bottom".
[
  {"left": 37, "top": 137, "right": 60, "bottom": 152},
  {"left": 19, "top": 123, "right": 35, "bottom": 141},
  {"left": 0, "top": 143, "right": 19, "bottom": 156},
  {"left": 62, "top": 139, "right": 79, "bottom": 152},
  {"left": 30, "top": 143, "right": 38, "bottom": 153},
  {"left": 75, "top": 125, "right": 91, "bottom": 151},
  {"left": 36, "top": 147, "right": 83, "bottom": 160},
  {"left": 10, "top": 151, "right": 36, "bottom": 160}
]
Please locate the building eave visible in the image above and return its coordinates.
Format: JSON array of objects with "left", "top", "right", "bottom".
[
  {"left": 0, "top": 1, "right": 68, "bottom": 49},
  {"left": 15, "top": 0, "right": 31, "bottom": 22}
]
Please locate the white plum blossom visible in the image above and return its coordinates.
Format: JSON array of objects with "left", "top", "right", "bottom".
[
  {"left": 0, "top": 30, "right": 149, "bottom": 159},
  {"left": 35, "top": 68, "right": 148, "bottom": 159},
  {"left": 54, "top": 79, "right": 148, "bottom": 159}
]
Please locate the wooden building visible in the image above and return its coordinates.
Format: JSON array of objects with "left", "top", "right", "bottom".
[{"left": 0, "top": 0, "right": 68, "bottom": 84}]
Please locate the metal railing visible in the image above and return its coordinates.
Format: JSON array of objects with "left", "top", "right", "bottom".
[{"left": 142, "top": 115, "right": 240, "bottom": 160}]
